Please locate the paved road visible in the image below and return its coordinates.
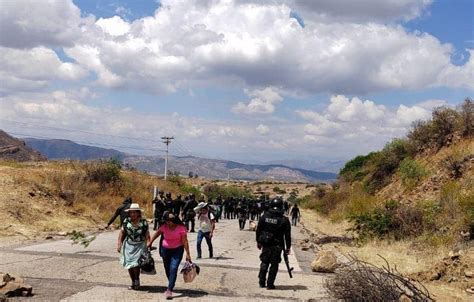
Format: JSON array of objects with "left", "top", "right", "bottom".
[{"left": 0, "top": 219, "right": 329, "bottom": 301}]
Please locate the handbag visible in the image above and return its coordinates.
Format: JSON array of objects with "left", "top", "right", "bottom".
[
  {"left": 139, "top": 249, "right": 156, "bottom": 275},
  {"left": 180, "top": 261, "right": 200, "bottom": 283}
]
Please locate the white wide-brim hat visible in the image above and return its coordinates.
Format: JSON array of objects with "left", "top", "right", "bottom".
[
  {"left": 125, "top": 203, "right": 143, "bottom": 212},
  {"left": 194, "top": 202, "right": 208, "bottom": 212}
]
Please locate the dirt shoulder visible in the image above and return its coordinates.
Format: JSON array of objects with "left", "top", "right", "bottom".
[{"left": 300, "top": 209, "right": 473, "bottom": 301}]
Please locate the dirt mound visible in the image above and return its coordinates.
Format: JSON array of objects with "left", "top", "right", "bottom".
[
  {"left": 409, "top": 248, "right": 474, "bottom": 292},
  {"left": 0, "top": 130, "right": 45, "bottom": 162}
]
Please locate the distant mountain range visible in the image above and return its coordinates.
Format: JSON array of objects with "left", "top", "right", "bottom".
[
  {"left": 24, "top": 138, "right": 124, "bottom": 160},
  {"left": 21, "top": 136, "right": 337, "bottom": 182},
  {"left": 260, "top": 159, "right": 345, "bottom": 174}
]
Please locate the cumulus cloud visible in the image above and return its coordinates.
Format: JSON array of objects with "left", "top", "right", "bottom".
[
  {"left": 233, "top": 87, "right": 283, "bottom": 114},
  {"left": 327, "top": 95, "right": 386, "bottom": 122},
  {"left": 0, "top": 47, "right": 87, "bottom": 94},
  {"left": 1, "top": 0, "right": 472, "bottom": 95},
  {"left": 282, "top": 0, "right": 432, "bottom": 23},
  {"left": 96, "top": 16, "right": 131, "bottom": 36},
  {"left": 256, "top": 124, "right": 270, "bottom": 135},
  {"left": 0, "top": 0, "right": 86, "bottom": 48},
  {"left": 185, "top": 126, "right": 204, "bottom": 138},
  {"left": 297, "top": 94, "right": 446, "bottom": 149}
]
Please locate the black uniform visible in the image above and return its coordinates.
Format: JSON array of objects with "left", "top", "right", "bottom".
[
  {"left": 183, "top": 196, "right": 198, "bottom": 232},
  {"left": 173, "top": 195, "right": 184, "bottom": 216},
  {"left": 152, "top": 197, "right": 166, "bottom": 230},
  {"left": 256, "top": 208, "right": 291, "bottom": 289},
  {"left": 107, "top": 197, "right": 132, "bottom": 227},
  {"left": 236, "top": 203, "right": 248, "bottom": 230},
  {"left": 290, "top": 205, "right": 300, "bottom": 226}
]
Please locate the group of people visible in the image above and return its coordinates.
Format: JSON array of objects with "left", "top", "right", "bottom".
[{"left": 107, "top": 192, "right": 300, "bottom": 299}]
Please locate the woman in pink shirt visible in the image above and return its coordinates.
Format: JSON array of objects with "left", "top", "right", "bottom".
[{"left": 148, "top": 212, "right": 191, "bottom": 300}]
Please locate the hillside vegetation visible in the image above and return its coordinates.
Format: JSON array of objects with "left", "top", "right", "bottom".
[
  {"left": 301, "top": 98, "right": 473, "bottom": 245},
  {"left": 0, "top": 159, "right": 186, "bottom": 239}
]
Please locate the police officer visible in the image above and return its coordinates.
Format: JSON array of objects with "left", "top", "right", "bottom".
[
  {"left": 106, "top": 196, "right": 132, "bottom": 228},
  {"left": 236, "top": 201, "right": 248, "bottom": 230},
  {"left": 174, "top": 194, "right": 184, "bottom": 216},
  {"left": 152, "top": 193, "right": 166, "bottom": 230},
  {"left": 182, "top": 193, "right": 198, "bottom": 232},
  {"left": 256, "top": 198, "right": 291, "bottom": 289},
  {"left": 164, "top": 192, "right": 175, "bottom": 215}
]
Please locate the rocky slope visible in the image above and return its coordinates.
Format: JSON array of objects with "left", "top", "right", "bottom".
[{"left": 0, "top": 131, "right": 45, "bottom": 161}]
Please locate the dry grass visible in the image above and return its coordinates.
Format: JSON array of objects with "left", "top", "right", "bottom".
[
  {"left": 0, "top": 160, "right": 191, "bottom": 239},
  {"left": 301, "top": 209, "right": 473, "bottom": 301}
]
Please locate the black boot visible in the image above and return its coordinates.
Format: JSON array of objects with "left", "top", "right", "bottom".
[
  {"left": 267, "top": 262, "right": 278, "bottom": 289},
  {"left": 258, "top": 262, "right": 268, "bottom": 288}
]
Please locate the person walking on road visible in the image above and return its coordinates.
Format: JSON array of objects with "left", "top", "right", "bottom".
[
  {"left": 183, "top": 194, "right": 198, "bottom": 232},
  {"left": 290, "top": 204, "right": 300, "bottom": 226},
  {"left": 106, "top": 196, "right": 132, "bottom": 228},
  {"left": 117, "top": 203, "right": 150, "bottom": 290},
  {"left": 236, "top": 201, "right": 248, "bottom": 230},
  {"left": 152, "top": 194, "right": 166, "bottom": 230},
  {"left": 256, "top": 198, "right": 291, "bottom": 289},
  {"left": 148, "top": 212, "right": 191, "bottom": 300},
  {"left": 195, "top": 202, "right": 215, "bottom": 259}
]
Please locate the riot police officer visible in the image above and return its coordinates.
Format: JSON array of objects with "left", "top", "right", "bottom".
[
  {"left": 182, "top": 193, "right": 198, "bottom": 232},
  {"left": 256, "top": 198, "right": 291, "bottom": 289},
  {"left": 152, "top": 193, "right": 166, "bottom": 230}
]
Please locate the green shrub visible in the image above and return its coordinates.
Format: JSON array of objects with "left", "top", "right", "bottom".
[
  {"left": 203, "top": 184, "right": 251, "bottom": 200},
  {"left": 364, "top": 139, "right": 415, "bottom": 193},
  {"left": 350, "top": 200, "right": 424, "bottom": 240},
  {"left": 459, "top": 98, "right": 474, "bottom": 137},
  {"left": 431, "top": 106, "right": 460, "bottom": 148},
  {"left": 459, "top": 190, "right": 474, "bottom": 236},
  {"left": 399, "top": 158, "right": 427, "bottom": 189},
  {"left": 85, "top": 158, "right": 121, "bottom": 186},
  {"left": 408, "top": 120, "right": 434, "bottom": 152},
  {"left": 339, "top": 152, "right": 377, "bottom": 182},
  {"left": 168, "top": 175, "right": 184, "bottom": 186},
  {"left": 272, "top": 186, "right": 286, "bottom": 194}
]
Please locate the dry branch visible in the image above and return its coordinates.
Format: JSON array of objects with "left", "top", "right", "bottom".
[{"left": 324, "top": 255, "right": 433, "bottom": 302}]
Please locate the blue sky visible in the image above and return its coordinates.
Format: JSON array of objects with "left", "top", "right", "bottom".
[{"left": 0, "top": 0, "right": 472, "bottom": 165}]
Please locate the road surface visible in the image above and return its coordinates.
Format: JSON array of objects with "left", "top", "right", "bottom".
[{"left": 0, "top": 219, "right": 329, "bottom": 301}]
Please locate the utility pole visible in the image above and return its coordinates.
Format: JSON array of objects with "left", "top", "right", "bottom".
[{"left": 161, "top": 136, "right": 174, "bottom": 180}]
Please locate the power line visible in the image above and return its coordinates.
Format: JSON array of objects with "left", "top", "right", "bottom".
[{"left": 173, "top": 139, "right": 194, "bottom": 157}]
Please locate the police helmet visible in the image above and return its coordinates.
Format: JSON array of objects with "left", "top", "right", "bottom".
[{"left": 270, "top": 198, "right": 283, "bottom": 210}]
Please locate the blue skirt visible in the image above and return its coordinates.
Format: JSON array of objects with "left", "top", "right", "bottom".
[{"left": 121, "top": 239, "right": 146, "bottom": 269}]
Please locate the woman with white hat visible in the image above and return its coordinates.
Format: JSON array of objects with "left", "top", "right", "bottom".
[{"left": 117, "top": 203, "right": 150, "bottom": 290}]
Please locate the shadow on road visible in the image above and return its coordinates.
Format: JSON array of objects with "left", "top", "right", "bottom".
[
  {"left": 139, "top": 285, "right": 208, "bottom": 298},
  {"left": 214, "top": 256, "right": 234, "bottom": 260},
  {"left": 273, "top": 285, "right": 308, "bottom": 291}
]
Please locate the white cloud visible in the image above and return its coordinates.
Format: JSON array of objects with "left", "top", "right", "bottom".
[
  {"left": 256, "top": 124, "right": 270, "bottom": 135},
  {"left": 0, "top": 0, "right": 86, "bottom": 48},
  {"left": 392, "top": 104, "right": 431, "bottom": 126},
  {"left": 327, "top": 95, "right": 386, "bottom": 122},
  {"left": 233, "top": 87, "right": 283, "bottom": 114},
  {"left": 96, "top": 16, "right": 131, "bottom": 36},
  {"left": 2, "top": 0, "right": 471, "bottom": 95},
  {"left": 0, "top": 47, "right": 87, "bottom": 94},
  {"left": 282, "top": 0, "right": 432, "bottom": 22},
  {"left": 185, "top": 126, "right": 204, "bottom": 138},
  {"left": 298, "top": 94, "right": 446, "bottom": 150}
]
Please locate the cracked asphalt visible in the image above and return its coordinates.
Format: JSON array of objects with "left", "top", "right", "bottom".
[{"left": 0, "top": 219, "right": 330, "bottom": 301}]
